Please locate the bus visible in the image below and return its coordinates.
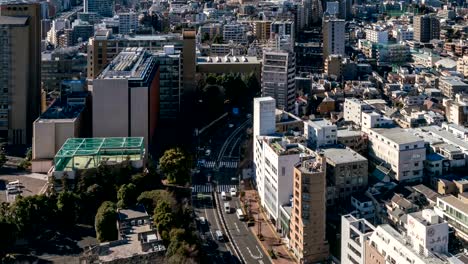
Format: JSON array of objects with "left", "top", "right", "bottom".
[{"left": 236, "top": 208, "right": 245, "bottom": 221}]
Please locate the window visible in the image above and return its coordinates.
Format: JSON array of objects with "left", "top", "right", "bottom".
[
  {"left": 281, "top": 167, "right": 286, "bottom": 176},
  {"left": 414, "top": 162, "right": 419, "bottom": 166}
]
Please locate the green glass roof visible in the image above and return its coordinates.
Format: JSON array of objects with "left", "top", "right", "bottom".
[{"left": 54, "top": 137, "right": 145, "bottom": 171}]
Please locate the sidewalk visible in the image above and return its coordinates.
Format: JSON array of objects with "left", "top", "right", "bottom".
[{"left": 242, "top": 186, "right": 297, "bottom": 264}]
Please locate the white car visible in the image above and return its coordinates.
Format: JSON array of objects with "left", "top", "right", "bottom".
[
  {"left": 230, "top": 187, "right": 237, "bottom": 197},
  {"left": 205, "top": 149, "right": 211, "bottom": 156},
  {"left": 228, "top": 123, "right": 234, "bottom": 128},
  {"left": 198, "top": 217, "right": 206, "bottom": 225}
]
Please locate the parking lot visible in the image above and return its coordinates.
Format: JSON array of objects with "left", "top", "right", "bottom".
[{"left": 0, "top": 171, "right": 48, "bottom": 203}]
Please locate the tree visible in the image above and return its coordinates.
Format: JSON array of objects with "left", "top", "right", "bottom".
[
  {"left": 12, "top": 195, "right": 57, "bottom": 238},
  {"left": 213, "top": 34, "right": 223, "bottom": 44},
  {"left": 153, "top": 201, "right": 174, "bottom": 234},
  {"left": 117, "top": 183, "right": 137, "bottom": 208},
  {"left": 159, "top": 148, "right": 192, "bottom": 185},
  {"left": 95, "top": 201, "right": 118, "bottom": 242},
  {"left": 137, "top": 189, "right": 177, "bottom": 213},
  {"left": 244, "top": 72, "right": 261, "bottom": 97},
  {"left": 0, "top": 143, "right": 6, "bottom": 168},
  {"left": 56, "top": 191, "right": 79, "bottom": 229}
]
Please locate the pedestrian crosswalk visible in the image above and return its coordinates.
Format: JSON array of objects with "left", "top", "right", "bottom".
[
  {"left": 217, "top": 185, "right": 238, "bottom": 193},
  {"left": 197, "top": 160, "right": 238, "bottom": 169},
  {"left": 192, "top": 184, "right": 213, "bottom": 193},
  {"left": 219, "top": 161, "right": 238, "bottom": 169}
]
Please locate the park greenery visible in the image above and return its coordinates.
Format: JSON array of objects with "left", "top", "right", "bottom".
[
  {"left": 198, "top": 72, "right": 261, "bottom": 119},
  {"left": 0, "top": 147, "right": 198, "bottom": 263}
]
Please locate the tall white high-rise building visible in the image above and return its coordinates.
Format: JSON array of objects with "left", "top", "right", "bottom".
[
  {"left": 118, "top": 12, "right": 138, "bottom": 35},
  {"left": 322, "top": 15, "right": 345, "bottom": 59},
  {"left": 253, "top": 97, "right": 276, "bottom": 138},
  {"left": 261, "top": 50, "right": 296, "bottom": 111}
]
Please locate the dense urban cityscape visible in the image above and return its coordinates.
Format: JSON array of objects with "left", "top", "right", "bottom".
[{"left": 0, "top": 0, "right": 467, "bottom": 263}]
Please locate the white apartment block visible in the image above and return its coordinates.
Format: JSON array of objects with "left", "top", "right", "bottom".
[
  {"left": 118, "top": 12, "right": 138, "bottom": 35},
  {"left": 343, "top": 98, "right": 373, "bottom": 126},
  {"left": 223, "top": 23, "right": 247, "bottom": 44},
  {"left": 255, "top": 136, "right": 314, "bottom": 223},
  {"left": 322, "top": 16, "right": 345, "bottom": 59},
  {"left": 253, "top": 97, "right": 276, "bottom": 138},
  {"left": 253, "top": 97, "right": 277, "bottom": 204},
  {"left": 457, "top": 55, "right": 468, "bottom": 78},
  {"left": 261, "top": 50, "right": 296, "bottom": 112},
  {"left": 438, "top": 76, "right": 468, "bottom": 98},
  {"left": 367, "top": 128, "right": 426, "bottom": 182},
  {"left": 365, "top": 28, "right": 388, "bottom": 44},
  {"left": 361, "top": 111, "right": 393, "bottom": 129},
  {"left": 435, "top": 195, "right": 468, "bottom": 242},
  {"left": 304, "top": 119, "right": 337, "bottom": 148},
  {"left": 394, "top": 27, "right": 414, "bottom": 43},
  {"left": 443, "top": 94, "right": 468, "bottom": 126},
  {"left": 341, "top": 214, "right": 375, "bottom": 264}
]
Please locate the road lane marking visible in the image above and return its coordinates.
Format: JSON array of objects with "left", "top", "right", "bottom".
[
  {"left": 258, "top": 260, "right": 264, "bottom": 264},
  {"left": 246, "top": 246, "right": 263, "bottom": 260},
  {"left": 234, "top": 223, "right": 240, "bottom": 233},
  {"left": 255, "top": 246, "right": 264, "bottom": 258}
]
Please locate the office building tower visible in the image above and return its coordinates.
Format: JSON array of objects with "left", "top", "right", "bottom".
[
  {"left": 182, "top": 29, "right": 196, "bottom": 101},
  {"left": 365, "top": 27, "right": 388, "bottom": 44},
  {"left": 289, "top": 154, "right": 329, "bottom": 263},
  {"left": 118, "top": 12, "right": 138, "bottom": 35},
  {"left": 153, "top": 46, "right": 182, "bottom": 120},
  {"left": 413, "top": 14, "right": 440, "bottom": 43},
  {"left": 0, "top": 1, "right": 41, "bottom": 144},
  {"left": 253, "top": 97, "right": 276, "bottom": 138},
  {"left": 339, "top": 0, "right": 351, "bottom": 20},
  {"left": 305, "top": 0, "right": 323, "bottom": 25},
  {"left": 326, "top": 1, "right": 340, "bottom": 16},
  {"left": 87, "top": 29, "right": 182, "bottom": 79},
  {"left": 261, "top": 50, "right": 296, "bottom": 111},
  {"left": 86, "top": 0, "right": 114, "bottom": 17},
  {"left": 322, "top": 15, "right": 345, "bottom": 59},
  {"left": 92, "top": 48, "right": 159, "bottom": 150}
]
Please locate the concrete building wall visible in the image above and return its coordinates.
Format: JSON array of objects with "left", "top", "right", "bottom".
[
  {"left": 93, "top": 79, "right": 129, "bottom": 138},
  {"left": 253, "top": 97, "right": 276, "bottom": 137},
  {"left": 130, "top": 87, "right": 149, "bottom": 145}
]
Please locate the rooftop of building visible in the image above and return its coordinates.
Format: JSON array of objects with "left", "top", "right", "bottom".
[
  {"left": 376, "top": 225, "right": 446, "bottom": 264},
  {"left": 264, "top": 137, "right": 310, "bottom": 156},
  {"left": 412, "top": 184, "right": 441, "bottom": 203},
  {"left": 118, "top": 205, "right": 148, "bottom": 222},
  {"left": 98, "top": 48, "right": 155, "bottom": 80},
  {"left": 295, "top": 156, "right": 324, "bottom": 174},
  {"left": 54, "top": 137, "right": 145, "bottom": 172},
  {"left": 371, "top": 127, "right": 423, "bottom": 145},
  {"left": 439, "top": 76, "right": 468, "bottom": 86},
  {"left": 337, "top": 129, "right": 362, "bottom": 138},
  {"left": 306, "top": 118, "right": 335, "bottom": 128},
  {"left": 36, "top": 94, "right": 87, "bottom": 122},
  {"left": 0, "top": 16, "right": 28, "bottom": 25},
  {"left": 352, "top": 193, "right": 373, "bottom": 203},
  {"left": 408, "top": 210, "right": 444, "bottom": 226},
  {"left": 197, "top": 55, "right": 260, "bottom": 64},
  {"left": 418, "top": 126, "right": 468, "bottom": 151},
  {"left": 322, "top": 147, "right": 367, "bottom": 164},
  {"left": 438, "top": 195, "right": 468, "bottom": 215}
]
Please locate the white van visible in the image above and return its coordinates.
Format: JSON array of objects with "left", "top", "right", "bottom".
[
  {"left": 221, "top": 191, "right": 228, "bottom": 200},
  {"left": 215, "top": 230, "right": 224, "bottom": 241},
  {"left": 224, "top": 202, "right": 230, "bottom": 213},
  {"left": 236, "top": 208, "right": 246, "bottom": 221}
]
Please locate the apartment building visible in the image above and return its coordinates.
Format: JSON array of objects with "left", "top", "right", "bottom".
[
  {"left": 343, "top": 98, "right": 373, "bottom": 126},
  {"left": 261, "top": 50, "right": 296, "bottom": 112},
  {"left": 223, "top": 23, "right": 247, "bottom": 44},
  {"left": 304, "top": 119, "right": 337, "bottom": 149},
  {"left": 289, "top": 154, "right": 329, "bottom": 263},
  {"left": 457, "top": 55, "right": 468, "bottom": 78},
  {"left": 199, "top": 23, "right": 222, "bottom": 39},
  {"left": 341, "top": 214, "right": 375, "bottom": 264},
  {"left": 256, "top": 136, "right": 309, "bottom": 223},
  {"left": 324, "top": 54, "right": 343, "bottom": 78},
  {"left": 442, "top": 94, "right": 468, "bottom": 126},
  {"left": 435, "top": 195, "right": 468, "bottom": 242},
  {"left": 414, "top": 14, "right": 440, "bottom": 43},
  {"left": 253, "top": 97, "right": 277, "bottom": 204},
  {"left": 361, "top": 111, "right": 393, "bottom": 129},
  {"left": 92, "top": 48, "right": 159, "bottom": 150},
  {"left": 438, "top": 76, "right": 468, "bottom": 98},
  {"left": 253, "top": 20, "right": 272, "bottom": 41},
  {"left": 322, "top": 147, "right": 368, "bottom": 204},
  {"left": 367, "top": 128, "right": 426, "bottom": 182},
  {"left": 365, "top": 27, "right": 388, "bottom": 44},
  {"left": 270, "top": 20, "right": 294, "bottom": 41},
  {"left": 322, "top": 15, "right": 345, "bottom": 59}
]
